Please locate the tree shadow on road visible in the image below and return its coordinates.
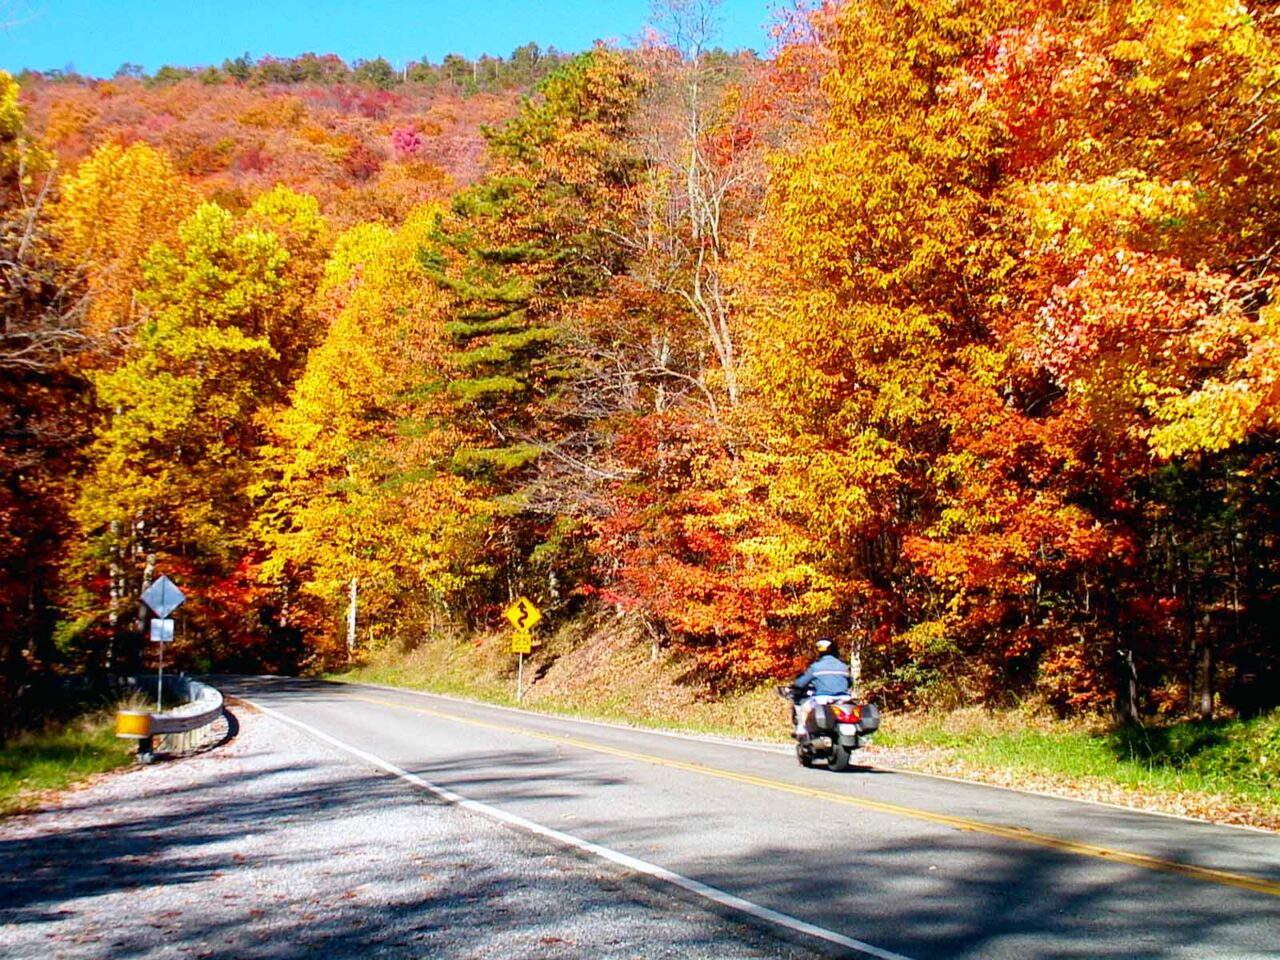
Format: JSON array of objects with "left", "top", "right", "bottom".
[{"left": 0, "top": 711, "right": 795, "bottom": 959}]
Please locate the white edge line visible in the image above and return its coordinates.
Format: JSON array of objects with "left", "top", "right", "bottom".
[
  {"left": 243, "top": 695, "right": 917, "bottom": 960},
  {"left": 316, "top": 678, "right": 1279, "bottom": 837}
]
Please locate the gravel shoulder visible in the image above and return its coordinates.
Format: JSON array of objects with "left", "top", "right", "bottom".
[{"left": 0, "top": 705, "right": 811, "bottom": 960}]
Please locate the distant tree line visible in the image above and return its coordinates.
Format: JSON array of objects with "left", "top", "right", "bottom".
[{"left": 19, "top": 43, "right": 572, "bottom": 95}]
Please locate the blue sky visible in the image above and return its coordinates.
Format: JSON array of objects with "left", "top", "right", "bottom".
[{"left": 0, "top": 1, "right": 778, "bottom": 77}]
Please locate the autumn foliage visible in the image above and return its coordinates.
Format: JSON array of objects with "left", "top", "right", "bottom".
[{"left": 4, "top": 4, "right": 1280, "bottom": 731}]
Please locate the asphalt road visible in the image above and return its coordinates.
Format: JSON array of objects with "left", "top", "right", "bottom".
[
  {"left": 219, "top": 676, "right": 1280, "bottom": 960},
  {"left": 2, "top": 690, "right": 794, "bottom": 960}
]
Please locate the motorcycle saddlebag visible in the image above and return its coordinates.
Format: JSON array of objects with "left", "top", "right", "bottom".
[
  {"left": 857, "top": 703, "right": 881, "bottom": 735},
  {"left": 805, "top": 705, "right": 838, "bottom": 735}
]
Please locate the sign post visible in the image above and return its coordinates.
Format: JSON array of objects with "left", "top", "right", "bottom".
[
  {"left": 141, "top": 576, "right": 185, "bottom": 712},
  {"left": 503, "top": 597, "right": 542, "bottom": 702}
]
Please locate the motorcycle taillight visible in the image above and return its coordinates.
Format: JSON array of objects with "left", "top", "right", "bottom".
[{"left": 832, "top": 704, "right": 862, "bottom": 723}]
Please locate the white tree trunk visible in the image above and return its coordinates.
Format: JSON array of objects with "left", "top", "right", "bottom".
[{"left": 347, "top": 576, "right": 358, "bottom": 653}]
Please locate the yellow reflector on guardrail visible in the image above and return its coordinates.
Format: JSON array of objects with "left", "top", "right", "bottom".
[{"left": 115, "top": 710, "right": 152, "bottom": 739}]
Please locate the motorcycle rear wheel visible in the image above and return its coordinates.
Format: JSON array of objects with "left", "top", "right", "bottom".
[{"left": 830, "top": 743, "right": 853, "bottom": 772}]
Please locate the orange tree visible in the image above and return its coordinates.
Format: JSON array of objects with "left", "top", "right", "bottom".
[
  {"left": 973, "top": 0, "right": 1280, "bottom": 716},
  {"left": 0, "top": 71, "right": 99, "bottom": 727},
  {"left": 739, "top": 0, "right": 1280, "bottom": 714}
]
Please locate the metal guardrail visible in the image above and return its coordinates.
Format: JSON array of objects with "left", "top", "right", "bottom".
[{"left": 116, "top": 675, "right": 225, "bottom": 762}]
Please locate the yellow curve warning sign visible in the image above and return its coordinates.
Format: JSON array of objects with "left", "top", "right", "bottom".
[{"left": 504, "top": 596, "right": 542, "bottom": 631}]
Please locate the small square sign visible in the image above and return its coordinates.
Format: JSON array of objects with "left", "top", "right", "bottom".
[{"left": 150, "top": 618, "right": 175, "bottom": 643}]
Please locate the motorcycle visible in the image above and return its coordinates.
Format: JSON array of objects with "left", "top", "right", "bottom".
[{"left": 777, "top": 686, "right": 881, "bottom": 771}]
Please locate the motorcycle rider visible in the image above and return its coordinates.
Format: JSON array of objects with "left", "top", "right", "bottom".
[{"left": 791, "top": 637, "right": 852, "bottom": 737}]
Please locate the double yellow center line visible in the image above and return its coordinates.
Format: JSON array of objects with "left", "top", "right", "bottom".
[{"left": 351, "top": 694, "right": 1280, "bottom": 898}]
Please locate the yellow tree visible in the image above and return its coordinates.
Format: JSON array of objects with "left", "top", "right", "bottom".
[
  {"left": 738, "top": 0, "right": 1024, "bottom": 691},
  {"left": 256, "top": 206, "right": 486, "bottom": 663},
  {"left": 239, "top": 185, "right": 331, "bottom": 381},
  {"left": 48, "top": 142, "right": 199, "bottom": 344},
  {"left": 67, "top": 197, "right": 328, "bottom": 666}
]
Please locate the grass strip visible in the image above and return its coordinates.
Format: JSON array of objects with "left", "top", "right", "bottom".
[
  {"left": 0, "top": 714, "right": 135, "bottom": 816},
  {"left": 878, "top": 708, "right": 1280, "bottom": 814}
]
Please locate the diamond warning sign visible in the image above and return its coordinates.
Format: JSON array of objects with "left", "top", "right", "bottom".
[{"left": 503, "top": 596, "right": 542, "bottom": 631}]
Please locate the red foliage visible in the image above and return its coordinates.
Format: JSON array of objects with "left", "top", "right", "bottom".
[
  {"left": 332, "top": 84, "right": 402, "bottom": 119},
  {"left": 233, "top": 143, "right": 272, "bottom": 174},
  {"left": 594, "top": 414, "right": 821, "bottom": 684},
  {"left": 19, "top": 75, "right": 520, "bottom": 223},
  {"left": 952, "top": 23, "right": 1077, "bottom": 175},
  {"left": 390, "top": 123, "right": 424, "bottom": 158},
  {"left": 340, "top": 139, "right": 382, "bottom": 181}
]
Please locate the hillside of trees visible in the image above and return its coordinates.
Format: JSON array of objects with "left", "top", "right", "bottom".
[
  {"left": 3, "top": 0, "right": 1279, "bottom": 737},
  {"left": 12, "top": 46, "right": 583, "bottom": 225}
]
